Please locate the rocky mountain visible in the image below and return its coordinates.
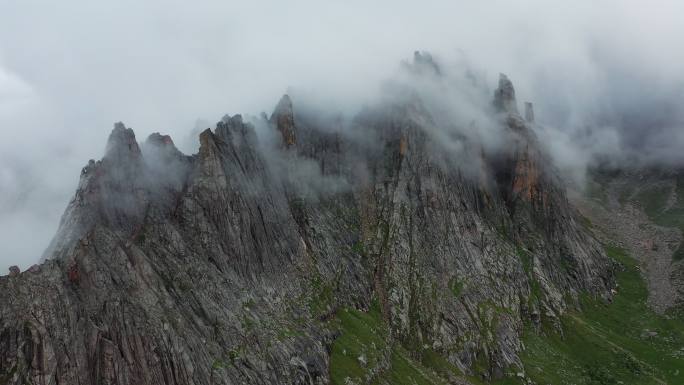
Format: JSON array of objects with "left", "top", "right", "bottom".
[{"left": 1, "top": 57, "right": 617, "bottom": 385}]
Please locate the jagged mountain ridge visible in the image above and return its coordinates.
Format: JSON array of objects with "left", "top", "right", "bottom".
[{"left": 1, "top": 65, "right": 615, "bottom": 384}]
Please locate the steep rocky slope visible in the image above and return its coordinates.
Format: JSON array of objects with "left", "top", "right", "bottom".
[
  {"left": 575, "top": 168, "right": 684, "bottom": 313},
  {"left": 0, "top": 58, "right": 615, "bottom": 384}
]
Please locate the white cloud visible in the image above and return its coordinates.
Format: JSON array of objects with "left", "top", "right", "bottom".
[{"left": 1, "top": 0, "right": 684, "bottom": 271}]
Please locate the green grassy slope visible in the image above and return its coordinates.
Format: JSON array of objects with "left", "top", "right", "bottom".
[
  {"left": 510, "top": 246, "right": 684, "bottom": 385},
  {"left": 329, "top": 305, "right": 468, "bottom": 385},
  {"left": 329, "top": 246, "right": 684, "bottom": 384}
]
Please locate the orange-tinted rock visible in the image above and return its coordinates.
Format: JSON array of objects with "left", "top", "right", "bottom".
[
  {"left": 68, "top": 263, "right": 80, "bottom": 284},
  {"left": 399, "top": 135, "right": 408, "bottom": 156},
  {"left": 270, "top": 94, "right": 297, "bottom": 148},
  {"left": 511, "top": 146, "right": 541, "bottom": 201}
]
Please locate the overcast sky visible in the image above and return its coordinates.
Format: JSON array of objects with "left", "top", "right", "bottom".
[{"left": 1, "top": 0, "right": 683, "bottom": 272}]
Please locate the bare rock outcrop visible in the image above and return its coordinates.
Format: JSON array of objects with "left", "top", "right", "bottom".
[
  {"left": 270, "top": 95, "right": 297, "bottom": 148},
  {"left": 493, "top": 73, "right": 519, "bottom": 114}
]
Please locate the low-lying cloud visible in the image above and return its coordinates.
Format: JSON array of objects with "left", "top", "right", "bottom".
[{"left": 1, "top": 0, "right": 683, "bottom": 271}]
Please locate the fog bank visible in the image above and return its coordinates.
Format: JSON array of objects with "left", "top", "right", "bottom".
[{"left": 2, "top": 0, "right": 683, "bottom": 271}]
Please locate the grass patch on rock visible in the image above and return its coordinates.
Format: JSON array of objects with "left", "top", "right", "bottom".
[
  {"left": 329, "top": 305, "right": 388, "bottom": 384},
  {"left": 329, "top": 304, "right": 470, "bottom": 385}
]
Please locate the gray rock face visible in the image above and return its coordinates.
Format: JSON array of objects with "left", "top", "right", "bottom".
[
  {"left": 1, "top": 76, "right": 614, "bottom": 384},
  {"left": 7, "top": 266, "right": 19, "bottom": 277},
  {"left": 493, "top": 74, "right": 519, "bottom": 114},
  {"left": 406, "top": 51, "right": 442, "bottom": 75},
  {"left": 524, "top": 102, "right": 535, "bottom": 123}
]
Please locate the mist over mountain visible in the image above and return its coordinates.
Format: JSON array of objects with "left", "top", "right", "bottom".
[
  {"left": 2, "top": 1, "right": 684, "bottom": 271},
  {"left": 4, "top": 3, "right": 684, "bottom": 384},
  {"left": 0, "top": 49, "right": 618, "bottom": 383}
]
